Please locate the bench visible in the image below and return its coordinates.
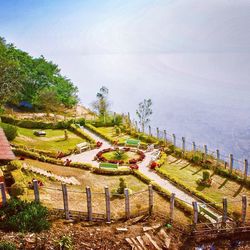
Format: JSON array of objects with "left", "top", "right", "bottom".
[
  {"left": 76, "top": 142, "right": 90, "bottom": 153},
  {"left": 125, "top": 139, "right": 140, "bottom": 148},
  {"left": 198, "top": 204, "right": 222, "bottom": 222},
  {"left": 99, "top": 162, "right": 118, "bottom": 169}
]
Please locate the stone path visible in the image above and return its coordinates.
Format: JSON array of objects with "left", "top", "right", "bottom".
[{"left": 23, "top": 163, "right": 80, "bottom": 185}]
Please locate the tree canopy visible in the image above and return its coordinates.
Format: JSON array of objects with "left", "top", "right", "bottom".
[{"left": 0, "top": 37, "right": 78, "bottom": 109}]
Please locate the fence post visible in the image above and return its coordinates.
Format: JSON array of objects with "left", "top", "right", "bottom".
[
  {"left": 86, "top": 186, "right": 92, "bottom": 221},
  {"left": 135, "top": 121, "right": 138, "bottom": 131},
  {"left": 242, "top": 195, "right": 247, "bottom": 225},
  {"left": 113, "top": 112, "right": 116, "bottom": 123},
  {"left": 229, "top": 154, "right": 233, "bottom": 173},
  {"left": 127, "top": 112, "right": 130, "bottom": 123},
  {"left": 124, "top": 188, "right": 130, "bottom": 219},
  {"left": 204, "top": 145, "right": 208, "bottom": 160},
  {"left": 216, "top": 149, "right": 220, "bottom": 164},
  {"left": 156, "top": 127, "right": 159, "bottom": 139},
  {"left": 182, "top": 137, "right": 186, "bottom": 153},
  {"left": 148, "top": 185, "right": 153, "bottom": 215},
  {"left": 244, "top": 159, "right": 248, "bottom": 180},
  {"left": 172, "top": 134, "right": 176, "bottom": 147},
  {"left": 33, "top": 180, "right": 40, "bottom": 203},
  {"left": 148, "top": 125, "right": 152, "bottom": 136},
  {"left": 62, "top": 183, "right": 70, "bottom": 220},
  {"left": 222, "top": 197, "right": 227, "bottom": 225},
  {"left": 192, "top": 201, "right": 198, "bottom": 226},
  {"left": 164, "top": 130, "right": 167, "bottom": 143},
  {"left": 170, "top": 193, "right": 175, "bottom": 224},
  {"left": 192, "top": 142, "right": 196, "bottom": 152},
  {"left": 104, "top": 186, "right": 111, "bottom": 223},
  {"left": 0, "top": 182, "right": 7, "bottom": 206}
]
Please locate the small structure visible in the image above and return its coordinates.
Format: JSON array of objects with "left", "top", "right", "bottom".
[
  {"left": 76, "top": 142, "right": 90, "bottom": 153},
  {"left": 0, "top": 128, "right": 15, "bottom": 206},
  {"left": 33, "top": 130, "right": 46, "bottom": 136}
]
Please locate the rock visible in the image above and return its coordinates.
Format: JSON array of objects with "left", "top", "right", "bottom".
[
  {"left": 142, "top": 226, "right": 154, "bottom": 232},
  {"left": 116, "top": 227, "right": 128, "bottom": 233}
]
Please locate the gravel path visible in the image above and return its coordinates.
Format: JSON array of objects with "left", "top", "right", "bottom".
[{"left": 66, "top": 127, "right": 222, "bottom": 221}]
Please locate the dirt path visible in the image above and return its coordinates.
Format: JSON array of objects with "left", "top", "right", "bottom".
[{"left": 66, "top": 127, "right": 222, "bottom": 222}]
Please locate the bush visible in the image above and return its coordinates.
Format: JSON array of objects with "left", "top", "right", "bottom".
[
  {"left": 0, "top": 123, "right": 17, "bottom": 141},
  {"left": 10, "top": 183, "right": 24, "bottom": 197},
  {"left": 0, "top": 242, "right": 16, "bottom": 250},
  {"left": 117, "top": 177, "right": 127, "bottom": 194},
  {"left": 202, "top": 171, "right": 210, "bottom": 181},
  {"left": 56, "top": 235, "right": 73, "bottom": 250},
  {"left": 69, "top": 124, "right": 96, "bottom": 144},
  {"left": 0, "top": 198, "right": 50, "bottom": 233}
]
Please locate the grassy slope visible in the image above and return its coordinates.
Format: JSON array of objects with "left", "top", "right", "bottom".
[
  {"left": 13, "top": 127, "right": 85, "bottom": 152},
  {"left": 21, "top": 159, "right": 189, "bottom": 224},
  {"left": 159, "top": 157, "right": 250, "bottom": 218}
]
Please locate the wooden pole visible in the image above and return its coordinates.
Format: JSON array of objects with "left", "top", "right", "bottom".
[
  {"left": 0, "top": 182, "right": 7, "bottom": 206},
  {"left": 204, "top": 145, "right": 208, "bottom": 160},
  {"left": 104, "top": 186, "right": 111, "bottom": 223},
  {"left": 113, "top": 112, "right": 116, "bottom": 123},
  {"left": 242, "top": 195, "right": 247, "bottom": 225},
  {"left": 164, "top": 130, "right": 167, "bottom": 143},
  {"left": 192, "top": 201, "right": 198, "bottom": 225},
  {"left": 229, "top": 154, "right": 233, "bottom": 174},
  {"left": 172, "top": 134, "right": 176, "bottom": 147},
  {"left": 222, "top": 197, "right": 227, "bottom": 224},
  {"left": 170, "top": 193, "right": 175, "bottom": 223},
  {"left": 156, "top": 127, "right": 160, "bottom": 139},
  {"left": 216, "top": 149, "right": 220, "bottom": 164},
  {"left": 127, "top": 112, "right": 130, "bottom": 123},
  {"left": 192, "top": 142, "right": 196, "bottom": 152},
  {"left": 182, "top": 137, "right": 186, "bottom": 153},
  {"left": 148, "top": 185, "right": 153, "bottom": 215},
  {"left": 62, "top": 183, "right": 70, "bottom": 220},
  {"left": 148, "top": 125, "right": 152, "bottom": 136},
  {"left": 33, "top": 180, "right": 40, "bottom": 203},
  {"left": 86, "top": 186, "right": 92, "bottom": 221},
  {"left": 124, "top": 188, "right": 130, "bottom": 219},
  {"left": 244, "top": 159, "right": 248, "bottom": 180}
]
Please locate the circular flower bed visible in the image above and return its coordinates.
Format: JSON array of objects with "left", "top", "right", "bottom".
[{"left": 96, "top": 147, "right": 145, "bottom": 165}]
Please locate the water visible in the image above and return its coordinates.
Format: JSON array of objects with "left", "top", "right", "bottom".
[{"left": 72, "top": 52, "right": 250, "bottom": 167}]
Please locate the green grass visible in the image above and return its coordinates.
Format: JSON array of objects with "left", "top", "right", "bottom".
[
  {"left": 95, "top": 127, "right": 138, "bottom": 144},
  {"left": 12, "top": 127, "right": 85, "bottom": 152},
  {"left": 102, "top": 151, "right": 140, "bottom": 163},
  {"left": 159, "top": 157, "right": 250, "bottom": 217}
]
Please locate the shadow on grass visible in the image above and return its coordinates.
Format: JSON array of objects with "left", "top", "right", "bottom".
[
  {"left": 233, "top": 185, "right": 244, "bottom": 197},
  {"left": 196, "top": 184, "right": 206, "bottom": 192},
  {"left": 180, "top": 163, "right": 190, "bottom": 170},
  {"left": 192, "top": 167, "right": 203, "bottom": 176},
  {"left": 218, "top": 179, "right": 228, "bottom": 189}
]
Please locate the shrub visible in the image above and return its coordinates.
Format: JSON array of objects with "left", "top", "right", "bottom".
[
  {"left": 117, "top": 177, "right": 127, "bottom": 194},
  {"left": 56, "top": 235, "right": 73, "bottom": 250},
  {"left": 10, "top": 183, "right": 24, "bottom": 197},
  {"left": 0, "top": 242, "right": 16, "bottom": 250},
  {"left": 202, "top": 171, "right": 210, "bottom": 181},
  {"left": 0, "top": 198, "right": 50, "bottom": 233},
  {"left": 0, "top": 123, "right": 17, "bottom": 141}
]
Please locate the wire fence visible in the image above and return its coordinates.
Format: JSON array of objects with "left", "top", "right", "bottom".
[{"left": 130, "top": 121, "right": 249, "bottom": 177}]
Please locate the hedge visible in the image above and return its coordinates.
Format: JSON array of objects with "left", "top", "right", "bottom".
[
  {"left": 69, "top": 124, "right": 96, "bottom": 144},
  {"left": 92, "top": 168, "right": 132, "bottom": 176},
  {"left": 0, "top": 115, "right": 73, "bottom": 129}
]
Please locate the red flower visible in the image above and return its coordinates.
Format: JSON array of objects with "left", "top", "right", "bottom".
[
  {"left": 150, "top": 161, "right": 158, "bottom": 169},
  {"left": 130, "top": 164, "right": 139, "bottom": 170}
]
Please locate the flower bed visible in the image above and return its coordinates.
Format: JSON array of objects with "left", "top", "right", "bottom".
[{"left": 96, "top": 147, "right": 145, "bottom": 165}]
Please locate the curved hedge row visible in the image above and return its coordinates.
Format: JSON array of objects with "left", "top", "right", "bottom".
[{"left": 69, "top": 124, "right": 96, "bottom": 144}]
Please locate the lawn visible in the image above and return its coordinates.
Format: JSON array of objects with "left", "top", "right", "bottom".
[
  {"left": 19, "top": 159, "right": 190, "bottom": 225},
  {"left": 12, "top": 127, "right": 85, "bottom": 152},
  {"left": 95, "top": 127, "right": 138, "bottom": 144},
  {"left": 158, "top": 156, "right": 250, "bottom": 219}
]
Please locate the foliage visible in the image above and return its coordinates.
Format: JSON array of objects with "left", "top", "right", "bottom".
[
  {"left": 0, "top": 123, "right": 17, "bottom": 140},
  {"left": 56, "top": 235, "right": 73, "bottom": 250},
  {"left": 92, "top": 86, "right": 110, "bottom": 118},
  {"left": 136, "top": 99, "right": 153, "bottom": 132},
  {"left": 9, "top": 183, "right": 25, "bottom": 197},
  {"left": 69, "top": 124, "right": 96, "bottom": 144},
  {"left": 0, "top": 241, "right": 16, "bottom": 250},
  {"left": 202, "top": 171, "right": 210, "bottom": 181},
  {"left": 0, "top": 37, "right": 78, "bottom": 108},
  {"left": 117, "top": 177, "right": 127, "bottom": 194},
  {"left": 0, "top": 198, "right": 50, "bottom": 232}
]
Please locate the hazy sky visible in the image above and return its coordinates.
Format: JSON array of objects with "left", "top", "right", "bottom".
[{"left": 1, "top": 0, "right": 250, "bottom": 161}]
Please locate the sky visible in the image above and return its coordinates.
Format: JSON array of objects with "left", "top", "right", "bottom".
[{"left": 1, "top": 0, "right": 250, "bottom": 162}]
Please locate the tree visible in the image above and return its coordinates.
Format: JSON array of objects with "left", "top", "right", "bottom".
[
  {"left": 92, "top": 86, "right": 110, "bottom": 118},
  {"left": 136, "top": 99, "right": 153, "bottom": 132},
  {"left": 0, "top": 38, "right": 23, "bottom": 106},
  {"left": 34, "top": 88, "right": 61, "bottom": 115}
]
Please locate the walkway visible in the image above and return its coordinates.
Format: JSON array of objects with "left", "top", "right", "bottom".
[{"left": 66, "top": 127, "right": 221, "bottom": 221}]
